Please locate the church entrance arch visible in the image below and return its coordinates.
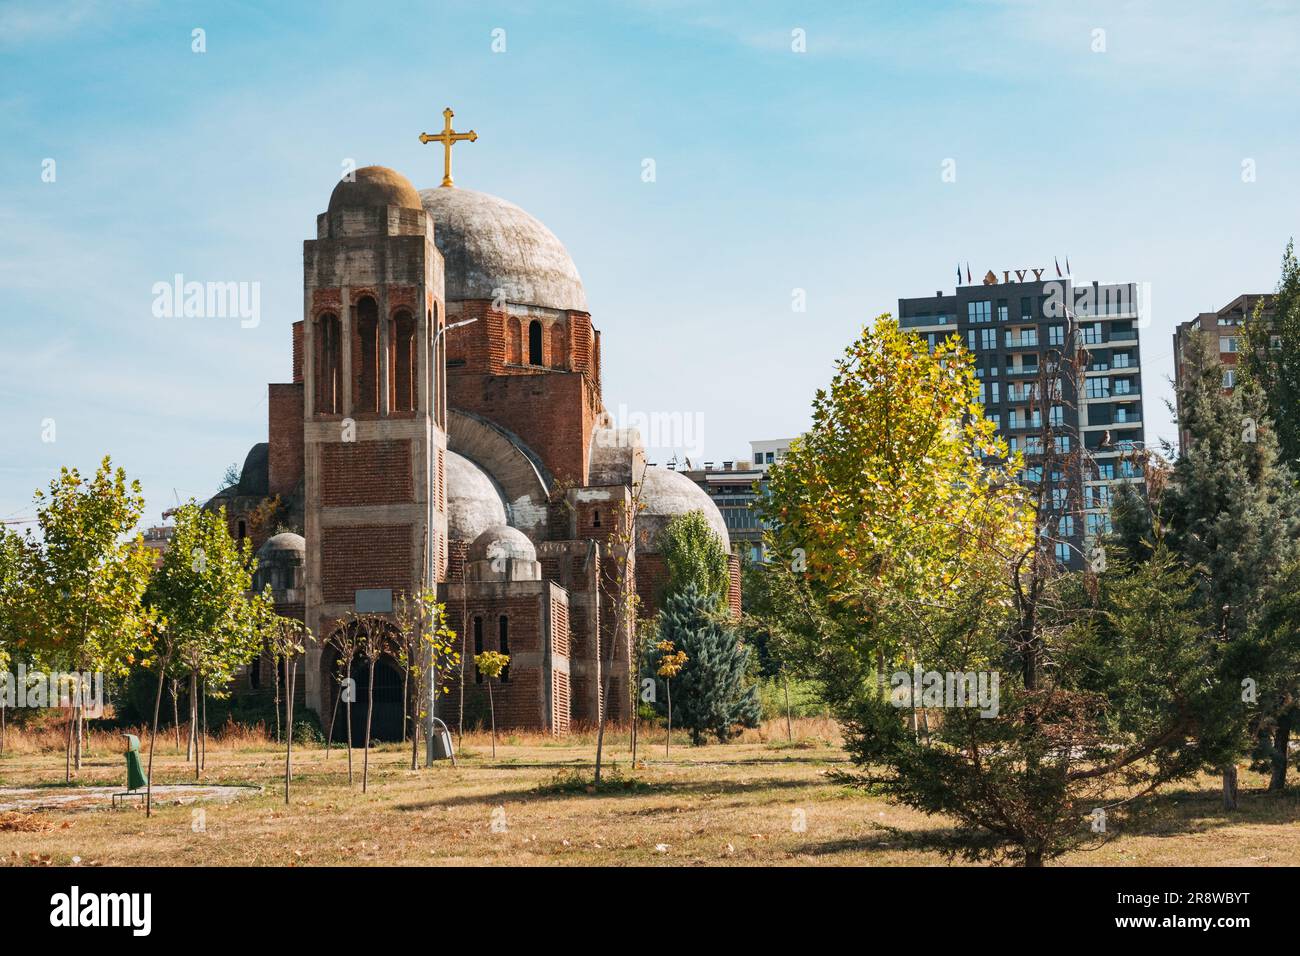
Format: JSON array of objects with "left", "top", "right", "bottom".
[{"left": 345, "top": 651, "right": 405, "bottom": 744}]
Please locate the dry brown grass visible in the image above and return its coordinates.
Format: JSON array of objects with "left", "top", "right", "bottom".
[
  {"left": 1, "top": 717, "right": 1297, "bottom": 867},
  {"left": 0, "top": 717, "right": 276, "bottom": 756}
]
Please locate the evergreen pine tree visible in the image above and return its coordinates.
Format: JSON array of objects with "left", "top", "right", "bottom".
[
  {"left": 1162, "top": 330, "right": 1300, "bottom": 798},
  {"left": 1242, "top": 239, "right": 1300, "bottom": 476},
  {"left": 651, "top": 582, "right": 759, "bottom": 744}
]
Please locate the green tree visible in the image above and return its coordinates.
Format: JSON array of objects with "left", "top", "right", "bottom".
[
  {"left": 146, "top": 501, "right": 268, "bottom": 781},
  {"left": 659, "top": 511, "right": 729, "bottom": 605},
  {"left": 757, "top": 318, "right": 1222, "bottom": 864},
  {"left": 654, "top": 639, "right": 688, "bottom": 756},
  {"left": 394, "top": 587, "right": 461, "bottom": 770},
  {"left": 0, "top": 527, "right": 38, "bottom": 756},
  {"left": 1242, "top": 239, "right": 1300, "bottom": 475},
  {"left": 650, "top": 583, "right": 759, "bottom": 745},
  {"left": 1159, "top": 330, "right": 1300, "bottom": 799},
  {"left": 474, "top": 650, "right": 510, "bottom": 759},
  {"left": 25, "top": 457, "right": 155, "bottom": 780}
]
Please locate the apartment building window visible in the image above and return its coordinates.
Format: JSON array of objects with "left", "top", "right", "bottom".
[
  {"left": 1058, "top": 515, "right": 1075, "bottom": 537},
  {"left": 1081, "top": 323, "right": 1102, "bottom": 345},
  {"left": 1020, "top": 297, "right": 1033, "bottom": 320},
  {"left": 1095, "top": 462, "right": 1115, "bottom": 480},
  {"left": 1055, "top": 435, "right": 1072, "bottom": 453},
  {"left": 988, "top": 381, "right": 1000, "bottom": 403},
  {"left": 1113, "top": 351, "right": 1131, "bottom": 368},
  {"left": 1219, "top": 336, "right": 1241, "bottom": 353},
  {"left": 1085, "top": 378, "right": 1110, "bottom": 399},
  {"left": 1114, "top": 378, "right": 1132, "bottom": 395},
  {"left": 1051, "top": 487, "right": 1068, "bottom": 509},
  {"left": 1007, "top": 382, "right": 1037, "bottom": 402},
  {"left": 1086, "top": 513, "right": 1113, "bottom": 536},
  {"left": 1049, "top": 405, "right": 1064, "bottom": 426},
  {"left": 968, "top": 300, "right": 992, "bottom": 323},
  {"left": 1048, "top": 325, "right": 1065, "bottom": 346},
  {"left": 980, "top": 328, "right": 997, "bottom": 350},
  {"left": 996, "top": 299, "right": 1008, "bottom": 322},
  {"left": 1055, "top": 542, "right": 1071, "bottom": 565},
  {"left": 1223, "top": 368, "right": 1237, "bottom": 388},
  {"left": 967, "top": 331, "right": 977, "bottom": 352}
]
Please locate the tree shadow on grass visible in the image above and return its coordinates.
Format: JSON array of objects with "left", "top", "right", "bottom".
[
  {"left": 392, "top": 772, "right": 826, "bottom": 812},
  {"left": 1112, "top": 784, "right": 1300, "bottom": 839},
  {"left": 795, "top": 821, "right": 1003, "bottom": 862}
]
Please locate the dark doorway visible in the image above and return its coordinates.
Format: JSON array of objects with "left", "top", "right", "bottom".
[{"left": 346, "top": 653, "right": 406, "bottom": 744}]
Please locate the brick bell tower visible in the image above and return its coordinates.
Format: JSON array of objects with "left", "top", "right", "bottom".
[{"left": 300, "top": 165, "right": 449, "bottom": 718}]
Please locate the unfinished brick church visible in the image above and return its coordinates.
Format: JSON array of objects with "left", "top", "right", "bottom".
[{"left": 208, "top": 148, "right": 739, "bottom": 739}]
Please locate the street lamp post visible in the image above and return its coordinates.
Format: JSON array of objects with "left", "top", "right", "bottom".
[{"left": 425, "top": 315, "right": 478, "bottom": 766}]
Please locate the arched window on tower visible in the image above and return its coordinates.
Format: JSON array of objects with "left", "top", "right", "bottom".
[
  {"left": 528, "top": 320, "right": 543, "bottom": 366},
  {"left": 389, "top": 310, "right": 416, "bottom": 412},
  {"left": 314, "top": 312, "right": 341, "bottom": 414},
  {"left": 354, "top": 296, "right": 379, "bottom": 413}
]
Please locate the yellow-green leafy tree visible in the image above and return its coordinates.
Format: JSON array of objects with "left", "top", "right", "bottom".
[
  {"left": 474, "top": 650, "right": 510, "bottom": 759},
  {"left": 25, "top": 458, "right": 156, "bottom": 781}
]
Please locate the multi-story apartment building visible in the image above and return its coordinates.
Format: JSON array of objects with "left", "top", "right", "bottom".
[
  {"left": 899, "top": 274, "right": 1147, "bottom": 568},
  {"left": 675, "top": 439, "right": 797, "bottom": 563},
  {"left": 1172, "top": 293, "right": 1270, "bottom": 453}
]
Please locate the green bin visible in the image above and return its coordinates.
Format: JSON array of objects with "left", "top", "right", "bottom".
[{"left": 113, "top": 734, "right": 148, "bottom": 808}]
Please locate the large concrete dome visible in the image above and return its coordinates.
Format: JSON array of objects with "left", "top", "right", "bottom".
[
  {"left": 636, "top": 466, "right": 731, "bottom": 554},
  {"left": 419, "top": 187, "right": 588, "bottom": 312},
  {"left": 447, "top": 450, "right": 508, "bottom": 542},
  {"left": 328, "top": 166, "right": 423, "bottom": 214}
]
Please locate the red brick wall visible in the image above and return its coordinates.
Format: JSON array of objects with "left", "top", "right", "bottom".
[
  {"left": 447, "top": 540, "right": 469, "bottom": 581},
  {"left": 444, "top": 300, "right": 601, "bottom": 485},
  {"left": 444, "top": 595, "right": 546, "bottom": 730},
  {"left": 635, "top": 552, "right": 669, "bottom": 620},
  {"left": 320, "top": 440, "right": 413, "bottom": 507},
  {"left": 291, "top": 321, "right": 304, "bottom": 384},
  {"left": 320, "top": 524, "right": 412, "bottom": 603},
  {"left": 552, "top": 671, "right": 570, "bottom": 734},
  {"left": 551, "top": 592, "right": 570, "bottom": 658},
  {"left": 448, "top": 370, "right": 597, "bottom": 485},
  {"left": 728, "top": 553, "right": 742, "bottom": 620},
  {"left": 268, "top": 383, "right": 304, "bottom": 497}
]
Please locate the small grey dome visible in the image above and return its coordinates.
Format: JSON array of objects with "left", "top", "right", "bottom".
[
  {"left": 469, "top": 524, "right": 536, "bottom": 563},
  {"left": 636, "top": 467, "right": 731, "bottom": 554},
  {"left": 447, "top": 451, "right": 508, "bottom": 542},
  {"left": 253, "top": 532, "right": 305, "bottom": 594},
  {"left": 257, "top": 532, "right": 305, "bottom": 557},
  {"left": 328, "top": 166, "right": 423, "bottom": 214},
  {"left": 419, "top": 187, "right": 587, "bottom": 312}
]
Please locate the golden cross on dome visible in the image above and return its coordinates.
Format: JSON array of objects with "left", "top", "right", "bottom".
[{"left": 419, "top": 107, "right": 478, "bottom": 188}]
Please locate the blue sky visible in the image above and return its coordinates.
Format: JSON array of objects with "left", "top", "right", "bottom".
[{"left": 2, "top": 0, "right": 1298, "bottom": 527}]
